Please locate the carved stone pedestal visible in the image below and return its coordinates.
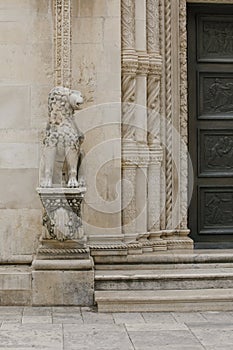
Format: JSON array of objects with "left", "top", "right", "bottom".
[{"left": 32, "top": 187, "right": 94, "bottom": 306}]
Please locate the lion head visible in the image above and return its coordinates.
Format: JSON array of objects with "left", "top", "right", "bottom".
[{"left": 48, "top": 86, "right": 84, "bottom": 125}]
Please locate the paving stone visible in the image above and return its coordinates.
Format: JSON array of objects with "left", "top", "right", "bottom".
[
  {"left": 22, "top": 315, "right": 52, "bottom": 324},
  {"left": 63, "top": 324, "right": 134, "bottom": 350},
  {"left": 172, "top": 312, "right": 206, "bottom": 324},
  {"left": 53, "top": 314, "right": 83, "bottom": 324},
  {"left": 142, "top": 312, "right": 177, "bottom": 324},
  {"left": 0, "top": 324, "right": 62, "bottom": 348},
  {"left": 52, "top": 306, "right": 81, "bottom": 313},
  {"left": 189, "top": 324, "right": 233, "bottom": 346},
  {"left": 0, "top": 307, "right": 23, "bottom": 315},
  {"left": 125, "top": 323, "right": 189, "bottom": 332},
  {"left": 113, "top": 312, "right": 145, "bottom": 324},
  {"left": 0, "top": 315, "right": 22, "bottom": 322},
  {"left": 81, "top": 311, "right": 114, "bottom": 324},
  {"left": 23, "top": 306, "right": 52, "bottom": 316},
  {"left": 201, "top": 311, "right": 233, "bottom": 322},
  {"left": 127, "top": 330, "right": 202, "bottom": 350}
]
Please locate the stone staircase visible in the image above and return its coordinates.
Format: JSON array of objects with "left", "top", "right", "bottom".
[{"left": 94, "top": 250, "right": 233, "bottom": 312}]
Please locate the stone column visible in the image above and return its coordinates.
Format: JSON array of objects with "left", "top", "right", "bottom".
[
  {"left": 178, "top": 0, "right": 193, "bottom": 247},
  {"left": 121, "top": 0, "right": 138, "bottom": 237},
  {"left": 146, "top": 0, "right": 166, "bottom": 250},
  {"left": 54, "top": 0, "right": 72, "bottom": 88},
  {"left": 160, "top": 0, "right": 193, "bottom": 249}
]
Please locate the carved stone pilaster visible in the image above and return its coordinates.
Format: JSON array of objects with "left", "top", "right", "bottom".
[
  {"left": 164, "top": 0, "right": 173, "bottom": 230},
  {"left": 147, "top": 147, "right": 163, "bottom": 230},
  {"left": 147, "top": 0, "right": 160, "bottom": 54},
  {"left": 121, "top": 0, "right": 135, "bottom": 50},
  {"left": 179, "top": 0, "right": 188, "bottom": 230},
  {"left": 122, "top": 145, "right": 138, "bottom": 234},
  {"left": 122, "top": 51, "right": 138, "bottom": 141},
  {"left": 54, "top": 0, "right": 72, "bottom": 88},
  {"left": 147, "top": 55, "right": 162, "bottom": 147}
]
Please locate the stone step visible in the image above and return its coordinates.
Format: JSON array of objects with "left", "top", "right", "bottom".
[
  {"left": 95, "top": 268, "right": 233, "bottom": 290},
  {"left": 94, "top": 250, "right": 233, "bottom": 266},
  {"left": 95, "top": 262, "right": 233, "bottom": 270},
  {"left": 95, "top": 289, "right": 233, "bottom": 312},
  {"left": 0, "top": 265, "right": 32, "bottom": 305}
]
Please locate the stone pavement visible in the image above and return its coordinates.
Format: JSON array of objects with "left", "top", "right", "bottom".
[{"left": 0, "top": 307, "right": 233, "bottom": 349}]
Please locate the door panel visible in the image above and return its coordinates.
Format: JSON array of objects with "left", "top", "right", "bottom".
[{"left": 188, "top": 4, "right": 233, "bottom": 248}]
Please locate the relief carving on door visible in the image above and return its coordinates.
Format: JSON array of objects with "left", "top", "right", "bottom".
[
  {"left": 199, "top": 17, "right": 233, "bottom": 60},
  {"left": 200, "top": 132, "right": 233, "bottom": 175},
  {"left": 201, "top": 191, "right": 233, "bottom": 228},
  {"left": 201, "top": 76, "right": 233, "bottom": 115}
]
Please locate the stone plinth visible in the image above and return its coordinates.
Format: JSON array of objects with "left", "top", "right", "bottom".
[{"left": 32, "top": 186, "right": 94, "bottom": 306}]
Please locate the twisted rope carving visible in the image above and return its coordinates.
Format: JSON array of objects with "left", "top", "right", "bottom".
[
  {"left": 90, "top": 244, "right": 127, "bottom": 250},
  {"left": 147, "top": 0, "right": 160, "bottom": 53},
  {"left": 121, "top": 0, "right": 135, "bottom": 49},
  {"left": 122, "top": 74, "right": 136, "bottom": 140},
  {"left": 165, "top": 0, "right": 173, "bottom": 229},
  {"left": 147, "top": 76, "right": 160, "bottom": 145},
  {"left": 39, "top": 248, "right": 88, "bottom": 255},
  {"left": 179, "top": 0, "right": 188, "bottom": 229},
  {"left": 159, "top": 0, "right": 166, "bottom": 230}
]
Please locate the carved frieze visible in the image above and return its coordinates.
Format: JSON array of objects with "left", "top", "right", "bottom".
[{"left": 54, "top": 0, "right": 72, "bottom": 88}]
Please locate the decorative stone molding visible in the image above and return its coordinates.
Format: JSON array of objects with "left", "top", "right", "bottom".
[
  {"left": 188, "top": 0, "right": 233, "bottom": 2},
  {"left": 54, "top": 0, "right": 72, "bottom": 88},
  {"left": 148, "top": 147, "right": 163, "bottom": 232},
  {"left": 148, "top": 54, "right": 162, "bottom": 77},
  {"left": 137, "top": 146, "right": 150, "bottom": 168},
  {"left": 147, "top": 0, "right": 160, "bottom": 54},
  {"left": 121, "top": 0, "right": 135, "bottom": 50},
  {"left": 179, "top": 0, "right": 188, "bottom": 230},
  {"left": 164, "top": 0, "right": 173, "bottom": 230},
  {"left": 137, "top": 52, "right": 150, "bottom": 76},
  {"left": 122, "top": 50, "right": 138, "bottom": 75},
  {"left": 122, "top": 144, "right": 138, "bottom": 234}
]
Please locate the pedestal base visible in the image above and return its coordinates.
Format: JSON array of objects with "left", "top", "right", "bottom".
[{"left": 32, "top": 258, "right": 94, "bottom": 306}]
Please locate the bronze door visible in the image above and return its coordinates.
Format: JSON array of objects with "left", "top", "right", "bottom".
[{"left": 188, "top": 4, "right": 233, "bottom": 248}]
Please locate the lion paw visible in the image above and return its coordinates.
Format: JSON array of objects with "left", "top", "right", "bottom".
[{"left": 68, "top": 177, "right": 79, "bottom": 188}]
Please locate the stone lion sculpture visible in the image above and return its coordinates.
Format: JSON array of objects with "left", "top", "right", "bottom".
[{"left": 40, "top": 86, "right": 84, "bottom": 188}]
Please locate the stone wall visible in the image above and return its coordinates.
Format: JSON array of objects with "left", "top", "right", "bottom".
[
  {"left": 71, "top": 0, "right": 122, "bottom": 238},
  {"left": 0, "top": 0, "right": 53, "bottom": 261},
  {"left": 0, "top": 0, "right": 122, "bottom": 261}
]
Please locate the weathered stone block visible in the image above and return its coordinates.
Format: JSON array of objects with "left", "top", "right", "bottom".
[
  {"left": 32, "top": 268, "right": 94, "bottom": 306},
  {"left": 0, "top": 85, "right": 30, "bottom": 129}
]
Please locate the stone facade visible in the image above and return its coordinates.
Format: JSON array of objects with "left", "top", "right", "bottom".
[{"left": 1, "top": 0, "right": 232, "bottom": 305}]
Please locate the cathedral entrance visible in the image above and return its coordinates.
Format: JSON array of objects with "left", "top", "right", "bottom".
[{"left": 188, "top": 3, "right": 233, "bottom": 248}]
